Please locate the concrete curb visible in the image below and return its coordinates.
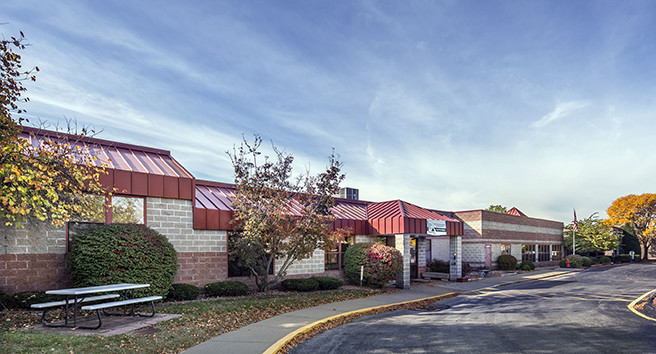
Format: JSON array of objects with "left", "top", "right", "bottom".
[
  {"left": 264, "top": 270, "right": 575, "bottom": 353},
  {"left": 628, "top": 288, "right": 656, "bottom": 322}
]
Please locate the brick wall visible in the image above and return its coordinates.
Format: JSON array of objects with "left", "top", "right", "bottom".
[{"left": 0, "top": 253, "right": 70, "bottom": 293}]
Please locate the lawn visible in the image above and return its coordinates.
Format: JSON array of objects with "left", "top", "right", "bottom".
[{"left": 1, "top": 289, "right": 383, "bottom": 353}]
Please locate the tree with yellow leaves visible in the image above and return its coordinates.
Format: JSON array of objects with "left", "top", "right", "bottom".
[
  {"left": 1, "top": 32, "right": 106, "bottom": 227},
  {"left": 606, "top": 194, "right": 656, "bottom": 260}
]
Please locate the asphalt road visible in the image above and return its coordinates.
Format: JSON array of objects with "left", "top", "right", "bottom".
[{"left": 292, "top": 264, "right": 656, "bottom": 354}]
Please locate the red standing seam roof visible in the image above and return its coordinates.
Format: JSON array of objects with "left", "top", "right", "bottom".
[
  {"left": 506, "top": 207, "right": 527, "bottom": 217},
  {"left": 366, "top": 200, "right": 459, "bottom": 222},
  {"left": 20, "top": 127, "right": 194, "bottom": 179}
]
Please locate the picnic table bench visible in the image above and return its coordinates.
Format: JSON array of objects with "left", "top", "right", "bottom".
[{"left": 31, "top": 283, "right": 161, "bottom": 330}]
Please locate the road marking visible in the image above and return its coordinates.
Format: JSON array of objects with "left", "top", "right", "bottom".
[{"left": 628, "top": 288, "right": 656, "bottom": 322}]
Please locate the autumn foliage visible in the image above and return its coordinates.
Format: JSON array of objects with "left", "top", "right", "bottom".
[
  {"left": 227, "top": 136, "right": 347, "bottom": 292},
  {"left": 1, "top": 32, "right": 106, "bottom": 227},
  {"left": 606, "top": 194, "right": 656, "bottom": 260}
]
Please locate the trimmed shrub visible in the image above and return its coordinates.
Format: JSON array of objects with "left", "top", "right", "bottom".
[
  {"left": 69, "top": 224, "right": 178, "bottom": 298},
  {"left": 519, "top": 260, "right": 535, "bottom": 271},
  {"left": 167, "top": 283, "right": 200, "bottom": 301},
  {"left": 204, "top": 280, "right": 249, "bottom": 297},
  {"left": 497, "top": 255, "right": 518, "bottom": 270},
  {"left": 614, "top": 254, "right": 633, "bottom": 263},
  {"left": 344, "top": 243, "right": 403, "bottom": 288},
  {"left": 11, "top": 291, "right": 61, "bottom": 310},
  {"left": 581, "top": 257, "right": 592, "bottom": 267},
  {"left": 311, "top": 276, "right": 344, "bottom": 290},
  {"left": 281, "top": 278, "right": 319, "bottom": 292},
  {"left": 427, "top": 259, "right": 450, "bottom": 273},
  {"left": 0, "top": 291, "right": 11, "bottom": 309},
  {"left": 599, "top": 256, "right": 611, "bottom": 264},
  {"left": 591, "top": 257, "right": 600, "bottom": 265},
  {"left": 463, "top": 263, "right": 472, "bottom": 275},
  {"left": 560, "top": 255, "right": 583, "bottom": 268}
]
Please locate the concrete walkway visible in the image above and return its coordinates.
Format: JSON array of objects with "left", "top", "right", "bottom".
[{"left": 183, "top": 267, "right": 574, "bottom": 354}]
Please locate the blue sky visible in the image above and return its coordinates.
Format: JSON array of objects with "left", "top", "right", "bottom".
[{"left": 3, "top": 0, "right": 656, "bottom": 223}]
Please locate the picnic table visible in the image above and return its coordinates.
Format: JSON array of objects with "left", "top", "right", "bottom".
[{"left": 32, "top": 283, "right": 161, "bottom": 330}]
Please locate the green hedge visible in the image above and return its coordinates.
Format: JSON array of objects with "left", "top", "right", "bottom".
[
  {"left": 281, "top": 278, "right": 319, "bottom": 292},
  {"left": 344, "top": 243, "right": 403, "bottom": 288},
  {"left": 69, "top": 224, "right": 178, "bottom": 298},
  {"left": 614, "top": 254, "right": 634, "bottom": 263},
  {"left": 427, "top": 259, "right": 450, "bottom": 273},
  {"left": 204, "top": 281, "right": 249, "bottom": 297},
  {"left": 599, "top": 256, "right": 611, "bottom": 264},
  {"left": 497, "top": 255, "right": 518, "bottom": 270},
  {"left": 167, "top": 283, "right": 200, "bottom": 301},
  {"left": 311, "top": 276, "right": 343, "bottom": 290},
  {"left": 559, "top": 255, "right": 583, "bottom": 268},
  {"left": 519, "top": 260, "right": 535, "bottom": 271},
  {"left": 581, "top": 257, "right": 592, "bottom": 267}
]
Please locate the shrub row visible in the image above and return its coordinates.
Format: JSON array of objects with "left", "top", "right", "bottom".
[
  {"left": 204, "top": 281, "right": 249, "bottom": 297},
  {"left": 167, "top": 283, "right": 201, "bottom": 301},
  {"left": 427, "top": 259, "right": 450, "bottom": 273},
  {"left": 281, "top": 276, "right": 344, "bottom": 292}
]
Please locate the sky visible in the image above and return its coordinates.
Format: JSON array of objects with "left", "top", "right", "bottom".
[{"left": 2, "top": 0, "right": 656, "bottom": 223}]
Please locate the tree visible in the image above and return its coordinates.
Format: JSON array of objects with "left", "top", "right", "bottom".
[
  {"left": 486, "top": 205, "right": 508, "bottom": 213},
  {"left": 606, "top": 194, "right": 656, "bottom": 260},
  {"left": 227, "top": 136, "right": 348, "bottom": 291},
  {"left": 564, "top": 212, "right": 618, "bottom": 253},
  {"left": 1, "top": 32, "right": 106, "bottom": 227}
]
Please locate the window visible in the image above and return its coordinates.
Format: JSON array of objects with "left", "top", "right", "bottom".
[
  {"left": 111, "top": 196, "right": 145, "bottom": 224},
  {"left": 522, "top": 244, "right": 536, "bottom": 262},
  {"left": 500, "top": 244, "right": 511, "bottom": 255},
  {"left": 551, "top": 245, "right": 563, "bottom": 261},
  {"left": 66, "top": 195, "right": 145, "bottom": 252},
  {"left": 538, "top": 245, "right": 550, "bottom": 262},
  {"left": 325, "top": 243, "right": 349, "bottom": 271}
]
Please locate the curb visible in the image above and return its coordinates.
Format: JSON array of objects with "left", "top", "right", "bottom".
[
  {"left": 264, "top": 270, "right": 574, "bottom": 353},
  {"left": 628, "top": 288, "right": 656, "bottom": 322}
]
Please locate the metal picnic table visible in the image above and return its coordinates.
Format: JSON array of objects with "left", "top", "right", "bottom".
[{"left": 35, "top": 283, "right": 152, "bottom": 329}]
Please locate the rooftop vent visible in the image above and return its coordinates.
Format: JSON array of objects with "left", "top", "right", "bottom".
[{"left": 337, "top": 187, "right": 359, "bottom": 200}]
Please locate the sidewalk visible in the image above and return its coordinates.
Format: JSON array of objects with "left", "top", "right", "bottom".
[{"left": 183, "top": 267, "right": 573, "bottom": 354}]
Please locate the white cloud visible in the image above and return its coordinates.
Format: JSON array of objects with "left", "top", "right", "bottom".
[{"left": 532, "top": 100, "right": 590, "bottom": 128}]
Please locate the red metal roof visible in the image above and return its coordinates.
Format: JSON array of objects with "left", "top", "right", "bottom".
[
  {"left": 21, "top": 127, "right": 194, "bottom": 199},
  {"left": 506, "top": 207, "right": 527, "bottom": 217},
  {"left": 366, "top": 200, "right": 460, "bottom": 222}
]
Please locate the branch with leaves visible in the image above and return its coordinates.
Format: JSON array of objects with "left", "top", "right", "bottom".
[{"left": 227, "top": 135, "right": 347, "bottom": 292}]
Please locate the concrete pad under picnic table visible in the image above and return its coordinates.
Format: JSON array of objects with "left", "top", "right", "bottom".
[{"left": 29, "top": 313, "right": 181, "bottom": 336}]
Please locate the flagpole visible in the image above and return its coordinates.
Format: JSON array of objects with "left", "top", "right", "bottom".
[{"left": 573, "top": 228, "right": 576, "bottom": 255}]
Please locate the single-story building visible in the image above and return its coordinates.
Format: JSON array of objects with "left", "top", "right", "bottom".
[
  {"left": 429, "top": 207, "right": 564, "bottom": 269},
  {"left": 1, "top": 128, "right": 563, "bottom": 294}
]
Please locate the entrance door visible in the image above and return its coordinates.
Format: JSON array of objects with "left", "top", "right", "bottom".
[
  {"left": 485, "top": 244, "right": 492, "bottom": 269},
  {"left": 410, "top": 237, "right": 418, "bottom": 279}
]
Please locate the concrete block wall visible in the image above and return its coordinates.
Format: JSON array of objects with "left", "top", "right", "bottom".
[
  {"left": 355, "top": 234, "right": 379, "bottom": 244},
  {"left": 147, "top": 197, "right": 227, "bottom": 286},
  {"left": 395, "top": 234, "right": 410, "bottom": 289},
  {"left": 449, "top": 235, "right": 462, "bottom": 280},
  {"left": 278, "top": 249, "right": 325, "bottom": 275}
]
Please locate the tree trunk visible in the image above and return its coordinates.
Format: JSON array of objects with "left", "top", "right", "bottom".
[{"left": 641, "top": 243, "right": 647, "bottom": 260}]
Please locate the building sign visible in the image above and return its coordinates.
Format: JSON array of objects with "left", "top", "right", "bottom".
[{"left": 427, "top": 219, "right": 447, "bottom": 236}]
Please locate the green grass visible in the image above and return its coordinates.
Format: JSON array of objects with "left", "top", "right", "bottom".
[{"left": 1, "top": 289, "right": 382, "bottom": 353}]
